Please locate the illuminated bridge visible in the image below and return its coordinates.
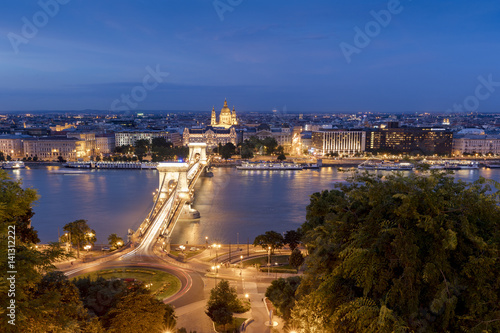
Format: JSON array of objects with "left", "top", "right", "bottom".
[{"left": 121, "top": 143, "right": 210, "bottom": 259}]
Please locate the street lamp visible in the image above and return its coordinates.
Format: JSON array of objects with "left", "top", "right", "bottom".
[
  {"left": 211, "top": 265, "right": 220, "bottom": 287},
  {"left": 268, "top": 246, "right": 271, "bottom": 275},
  {"left": 240, "top": 255, "right": 243, "bottom": 275},
  {"left": 84, "top": 244, "right": 92, "bottom": 252},
  {"left": 213, "top": 243, "right": 221, "bottom": 265}
]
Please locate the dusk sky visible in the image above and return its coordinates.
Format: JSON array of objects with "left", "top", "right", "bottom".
[{"left": 1, "top": 0, "right": 500, "bottom": 113}]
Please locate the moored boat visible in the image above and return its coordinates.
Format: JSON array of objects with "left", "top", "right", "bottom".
[
  {"left": 2, "top": 161, "right": 26, "bottom": 169},
  {"left": 236, "top": 162, "right": 303, "bottom": 170}
]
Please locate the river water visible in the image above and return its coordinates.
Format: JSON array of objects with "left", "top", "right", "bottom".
[{"left": 7, "top": 166, "right": 500, "bottom": 245}]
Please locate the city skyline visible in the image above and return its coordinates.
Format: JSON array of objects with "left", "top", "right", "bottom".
[{"left": 1, "top": 0, "right": 500, "bottom": 112}]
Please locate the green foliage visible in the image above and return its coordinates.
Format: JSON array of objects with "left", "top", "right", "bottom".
[
  {"left": 253, "top": 230, "right": 285, "bottom": 254},
  {"left": 220, "top": 142, "right": 236, "bottom": 160},
  {"left": 103, "top": 291, "right": 176, "bottom": 332},
  {"left": 240, "top": 146, "right": 254, "bottom": 159},
  {"left": 134, "top": 139, "right": 150, "bottom": 160},
  {"left": 284, "top": 229, "right": 302, "bottom": 251},
  {"left": 277, "top": 153, "right": 286, "bottom": 161},
  {"left": 290, "top": 172, "right": 500, "bottom": 333},
  {"left": 289, "top": 248, "right": 305, "bottom": 272},
  {"left": 107, "top": 233, "right": 124, "bottom": 248},
  {"left": 63, "top": 219, "right": 96, "bottom": 258},
  {"left": 265, "top": 276, "right": 301, "bottom": 321},
  {"left": 240, "top": 136, "right": 279, "bottom": 155},
  {"left": 206, "top": 280, "right": 249, "bottom": 328},
  {"left": 114, "top": 145, "right": 134, "bottom": 154}
]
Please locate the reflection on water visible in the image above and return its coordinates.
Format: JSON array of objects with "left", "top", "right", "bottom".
[
  {"left": 7, "top": 166, "right": 498, "bottom": 245},
  {"left": 9, "top": 167, "right": 157, "bottom": 243}
]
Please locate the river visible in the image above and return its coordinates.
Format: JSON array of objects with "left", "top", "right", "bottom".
[{"left": 6, "top": 165, "right": 499, "bottom": 245}]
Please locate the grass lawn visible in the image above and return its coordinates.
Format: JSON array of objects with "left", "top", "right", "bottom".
[
  {"left": 72, "top": 267, "right": 181, "bottom": 299},
  {"left": 214, "top": 317, "right": 247, "bottom": 332},
  {"left": 242, "top": 255, "right": 290, "bottom": 267},
  {"left": 170, "top": 248, "right": 205, "bottom": 260}
]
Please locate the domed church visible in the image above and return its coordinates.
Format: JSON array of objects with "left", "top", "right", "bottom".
[
  {"left": 183, "top": 99, "right": 238, "bottom": 148},
  {"left": 211, "top": 99, "right": 238, "bottom": 128}
]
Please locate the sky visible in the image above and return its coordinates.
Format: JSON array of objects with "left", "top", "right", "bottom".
[{"left": 1, "top": 0, "right": 500, "bottom": 113}]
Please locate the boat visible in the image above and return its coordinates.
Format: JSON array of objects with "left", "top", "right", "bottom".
[
  {"left": 2, "top": 161, "right": 26, "bottom": 169},
  {"left": 358, "top": 160, "right": 413, "bottom": 171},
  {"left": 302, "top": 163, "right": 320, "bottom": 169},
  {"left": 485, "top": 162, "right": 500, "bottom": 168},
  {"left": 236, "top": 162, "right": 303, "bottom": 170},
  {"left": 426, "top": 160, "right": 479, "bottom": 170},
  {"left": 48, "top": 169, "right": 88, "bottom": 175}
]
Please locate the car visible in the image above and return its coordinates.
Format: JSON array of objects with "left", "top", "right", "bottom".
[
  {"left": 190, "top": 247, "right": 198, "bottom": 251},
  {"left": 102, "top": 246, "right": 110, "bottom": 251}
]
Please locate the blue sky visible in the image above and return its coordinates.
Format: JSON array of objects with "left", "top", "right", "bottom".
[{"left": 1, "top": 0, "right": 500, "bottom": 112}]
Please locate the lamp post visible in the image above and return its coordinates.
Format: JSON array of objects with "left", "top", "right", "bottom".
[
  {"left": 211, "top": 265, "right": 220, "bottom": 287},
  {"left": 213, "top": 243, "right": 221, "bottom": 265},
  {"left": 240, "top": 255, "right": 243, "bottom": 276},
  {"left": 268, "top": 246, "right": 271, "bottom": 276}
]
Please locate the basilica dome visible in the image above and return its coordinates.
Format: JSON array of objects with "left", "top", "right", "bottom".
[{"left": 220, "top": 99, "right": 231, "bottom": 115}]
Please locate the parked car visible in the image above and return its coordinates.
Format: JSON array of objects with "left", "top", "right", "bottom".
[
  {"left": 102, "top": 246, "right": 110, "bottom": 251},
  {"left": 190, "top": 247, "right": 198, "bottom": 251}
]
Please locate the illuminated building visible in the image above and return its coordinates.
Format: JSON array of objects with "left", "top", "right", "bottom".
[
  {"left": 311, "top": 130, "right": 366, "bottom": 156},
  {"left": 211, "top": 99, "right": 238, "bottom": 128},
  {"left": 452, "top": 135, "right": 500, "bottom": 155},
  {"left": 183, "top": 127, "right": 237, "bottom": 148},
  {"left": 0, "top": 135, "right": 25, "bottom": 159},
  {"left": 365, "top": 126, "right": 453, "bottom": 155},
  {"left": 23, "top": 137, "right": 86, "bottom": 160},
  {"left": 183, "top": 99, "right": 239, "bottom": 148},
  {"left": 115, "top": 130, "right": 182, "bottom": 147}
]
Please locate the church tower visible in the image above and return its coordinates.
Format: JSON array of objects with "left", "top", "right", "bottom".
[
  {"left": 211, "top": 106, "right": 217, "bottom": 126},
  {"left": 231, "top": 106, "right": 237, "bottom": 125}
]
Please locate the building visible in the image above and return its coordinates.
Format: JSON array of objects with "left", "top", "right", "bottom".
[
  {"left": 242, "top": 126, "right": 292, "bottom": 150},
  {"left": 452, "top": 135, "right": 500, "bottom": 155},
  {"left": 311, "top": 130, "right": 366, "bottom": 156},
  {"left": 95, "top": 134, "right": 116, "bottom": 155},
  {"left": 115, "top": 130, "right": 181, "bottom": 147},
  {"left": 365, "top": 127, "right": 453, "bottom": 155},
  {"left": 211, "top": 99, "right": 238, "bottom": 128},
  {"left": 67, "top": 132, "right": 96, "bottom": 157},
  {"left": 183, "top": 127, "right": 237, "bottom": 148},
  {"left": 23, "top": 137, "right": 86, "bottom": 161},
  {"left": 0, "top": 135, "right": 25, "bottom": 159}
]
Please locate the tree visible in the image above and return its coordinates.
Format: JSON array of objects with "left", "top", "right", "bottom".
[
  {"left": 206, "top": 280, "right": 248, "bottom": 330},
  {"left": 290, "top": 172, "right": 500, "bottom": 332},
  {"left": 31, "top": 271, "right": 89, "bottom": 330},
  {"left": 57, "top": 155, "right": 66, "bottom": 163},
  {"left": 289, "top": 248, "right": 305, "bottom": 273},
  {"left": 152, "top": 137, "right": 172, "bottom": 149},
  {"left": 0, "top": 171, "right": 40, "bottom": 244},
  {"left": 220, "top": 142, "right": 236, "bottom": 160},
  {"left": 253, "top": 230, "right": 284, "bottom": 254},
  {"left": 265, "top": 276, "right": 301, "bottom": 321},
  {"left": 134, "top": 139, "right": 150, "bottom": 161},
  {"left": 284, "top": 230, "right": 302, "bottom": 251},
  {"left": 0, "top": 170, "right": 77, "bottom": 332},
  {"left": 0, "top": 152, "right": 5, "bottom": 161},
  {"left": 104, "top": 291, "right": 176, "bottom": 333},
  {"left": 240, "top": 146, "right": 254, "bottom": 159},
  {"left": 262, "top": 137, "right": 278, "bottom": 155},
  {"left": 277, "top": 153, "right": 286, "bottom": 161},
  {"left": 108, "top": 233, "right": 124, "bottom": 249},
  {"left": 63, "top": 219, "right": 96, "bottom": 258}
]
